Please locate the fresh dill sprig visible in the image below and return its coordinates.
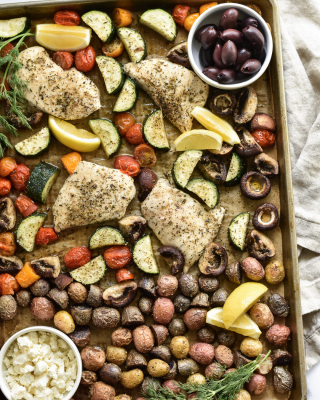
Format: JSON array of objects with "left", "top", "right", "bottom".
[{"left": 146, "top": 380, "right": 186, "bottom": 400}]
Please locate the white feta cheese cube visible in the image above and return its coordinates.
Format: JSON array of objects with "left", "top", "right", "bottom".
[
  {"left": 13, "top": 353, "right": 29, "bottom": 366},
  {"left": 33, "top": 373, "right": 49, "bottom": 390},
  {"left": 20, "top": 372, "right": 34, "bottom": 388},
  {"left": 17, "top": 336, "right": 33, "bottom": 350},
  {"left": 11, "top": 383, "right": 27, "bottom": 400},
  {"left": 27, "top": 332, "right": 39, "bottom": 344},
  {"left": 20, "top": 364, "right": 34, "bottom": 374},
  {"left": 34, "top": 361, "right": 48, "bottom": 375},
  {"left": 57, "top": 339, "right": 68, "bottom": 350}
]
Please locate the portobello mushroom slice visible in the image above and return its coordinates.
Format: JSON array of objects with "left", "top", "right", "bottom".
[
  {"left": 240, "top": 171, "right": 271, "bottom": 200},
  {"left": 167, "top": 42, "right": 191, "bottom": 68},
  {"left": 199, "top": 242, "right": 228, "bottom": 276},
  {"left": 0, "top": 255, "right": 23, "bottom": 274},
  {"left": 198, "top": 154, "right": 227, "bottom": 184},
  {"left": 253, "top": 153, "right": 279, "bottom": 177},
  {"left": 233, "top": 86, "right": 258, "bottom": 124},
  {"left": 158, "top": 246, "right": 185, "bottom": 275},
  {"left": 247, "top": 230, "right": 275, "bottom": 261},
  {"left": 210, "top": 142, "right": 234, "bottom": 156},
  {"left": 118, "top": 215, "right": 147, "bottom": 243},
  {"left": 252, "top": 203, "right": 279, "bottom": 231},
  {"left": 31, "top": 256, "right": 60, "bottom": 278},
  {"left": 5, "top": 101, "right": 43, "bottom": 129},
  {"left": 138, "top": 276, "right": 156, "bottom": 298},
  {"left": 235, "top": 126, "right": 263, "bottom": 157},
  {"left": 209, "top": 91, "right": 236, "bottom": 116},
  {"left": 0, "top": 198, "right": 16, "bottom": 230},
  {"left": 103, "top": 281, "right": 138, "bottom": 308}
]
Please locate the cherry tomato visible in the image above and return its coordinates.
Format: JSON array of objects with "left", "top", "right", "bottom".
[
  {"left": 54, "top": 10, "right": 81, "bottom": 26},
  {"left": 0, "top": 232, "right": 16, "bottom": 257},
  {"left": 9, "top": 163, "right": 30, "bottom": 191},
  {"left": 111, "top": 8, "right": 133, "bottom": 28},
  {"left": 15, "top": 194, "right": 38, "bottom": 218},
  {"left": 53, "top": 51, "right": 74, "bottom": 70},
  {"left": 64, "top": 247, "right": 92, "bottom": 269},
  {"left": 0, "top": 177, "right": 11, "bottom": 196},
  {"left": 35, "top": 227, "right": 58, "bottom": 246},
  {"left": 251, "top": 129, "right": 276, "bottom": 148},
  {"left": 75, "top": 45, "right": 96, "bottom": 72},
  {"left": 0, "top": 273, "right": 19, "bottom": 296},
  {"left": 102, "top": 38, "right": 124, "bottom": 58},
  {"left": 113, "top": 112, "right": 135, "bottom": 137},
  {"left": 104, "top": 245, "right": 132, "bottom": 269},
  {"left": 172, "top": 5, "right": 191, "bottom": 26},
  {"left": 115, "top": 268, "right": 134, "bottom": 283},
  {"left": 0, "top": 157, "right": 16, "bottom": 177},
  {"left": 199, "top": 2, "right": 218, "bottom": 14},
  {"left": 184, "top": 13, "right": 200, "bottom": 31},
  {"left": 114, "top": 155, "right": 140, "bottom": 177},
  {"left": 125, "top": 123, "right": 145, "bottom": 145},
  {"left": 134, "top": 144, "right": 157, "bottom": 168},
  {"left": 0, "top": 43, "right": 14, "bottom": 58}
]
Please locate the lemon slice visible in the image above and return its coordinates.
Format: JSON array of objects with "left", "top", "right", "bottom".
[
  {"left": 49, "top": 115, "right": 100, "bottom": 152},
  {"left": 206, "top": 308, "right": 262, "bottom": 339},
  {"left": 36, "top": 24, "right": 91, "bottom": 52},
  {"left": 222, "top": 282, "right": 268, "bottom": 329},
  {"left": 192, "top": 106, "right": 240, "bottom": 145},
  {"left": 174, "top": 129, "right": 222, "bottom": 151}
]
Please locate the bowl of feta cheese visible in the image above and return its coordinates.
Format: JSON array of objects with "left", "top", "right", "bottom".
[{"left": 0, "top": 326, "right": 82, "bottom": 400}]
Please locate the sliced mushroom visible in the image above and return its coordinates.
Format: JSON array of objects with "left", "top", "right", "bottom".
[
  {"left": 209, "top": 142, "right": 234, "bottom": 156},
  {"left": 122, "top": 305, "right": 144, "bottom": 327},
  {"left": 138, "top": 276, "right": 156, "bottom": 298},
  {"left": 271, "top": 349, "right": 292, "bottom": 367},
  {"left": 225, "top": 262, "right": 242, "bottom": 284},
  {"left": 199, "top": 242, "right": 228, "bottom": 276},
  {"left": 167, "top": 42, "right": 190, "bottom": 68},
  {"left": 158, "top": 246, "right": 185, "bottom": 275},
  {"left": 47, "top": 288, "right": 69, "bottom": 309},
  {"left": 118, "top": 216, "right": 147, "bottom": 243},
  {"left": 0, "top": 198, "right": 16, "bottom": 230},
  {"left": 273, "top": 366, "right": 293, "bottom": 394},
  {"left": 252, "top": 153, "right": 279, "bottom": 177},
  {"left": 5, "top": 101, "right": 43, "bottom": 129},
  {"left": 235, "top": 126, "right": 263, "bottom": 157},
  {"left": 198, "top": 154, "right": 227, "bottom": 184},
  {"left": 233, "top": 86, "right": 258, "bottom": 124},
  {"left": 240, "top": 171, "right": 271, "bottom": 200},
  {"left": 247, "top": 230, "right": 275, "bottom": 261},
  {"left": 267, "top": 293, "right": 289, "bottom": 317},
  {"left": 150, "top": 345, "right": 171, "bottom": 363},
  {"left": 103, "top": 281, "right": 138, "bottom": 308},
  {"left": 234, "top": 350, "right": 253, "bottom": 368},
  {"left": 126, "top": 349, "right": 147, "bottom": 370},
  {"left": 0, "top": 255, "right": 23, "bottom": 274},
  {"left": 54, "top": 273, "right": 73, "bottom": 291},
  {"left": 138, "top": 168, "right": 158, "bottom": 201},
  {"left": 163, "top": 359, "right": 177, "bottom": 380},
  {"left": 250, "top": 113, "right": 276, "bottom": 133},
  {"left": 191, "top": 292, "right": 210, "bottom": 307},
  {"left": 209, "top": 91, "right": 236, "bottom": 116},
  {"left": 31, "top": 256, "right": 60, "bottom": 278},
  {"left": 253, "top": 203, "right": 279, "bottom": 231},
  {"left": 210, "top": 288, "right": 230, "bottom": 307}
]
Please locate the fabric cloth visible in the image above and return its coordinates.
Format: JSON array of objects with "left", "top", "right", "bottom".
[{"left": 279, "top": 0, "right": 320, "bottom": 370}]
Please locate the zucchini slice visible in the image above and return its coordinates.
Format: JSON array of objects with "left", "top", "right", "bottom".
[
  {"left": 0, "top": 17, "right": 31, "bottom": 38},
  {"left": 70, "top": 255, "right": 106, "bottom": 285},
  {"left": 186, "top": 178, "right": 219, "bottom": 208},
  {"left": 139, "top": 9, "right": 176, "bottom": 42},
  {"left": 89, "top": 118, "right": 121, "bottom": 158},
  {"left": 96, "top": 55, "right": 124, "bottom": 95},
  {"left": 14, "top": 127, "right": 51, "bottom": 157},
  {"left": 16, "top": 213, "right": 47, "bottom": 252},
  {"left": 143, "top": 110, "right": 169, "bottom": 150},
  {"left": 81, "top": 10, "right": 115, "bottom": 43},
  {"left": 133, "top": 235, "right": 159, "bottom": 274},
  {"left": 117, "top": 27, "right": 146, "bottom": 63},
  {"left": 113, "top": 77, "right": 137, "bottom": 112},
  {"left": 228, "top": 212, "right": 250, "bottom": 251},
  {"left": 225, "top": 153, "right": 247, "bottom": 187},
  {"left": 89, "top": 226, "right": 126, "bottom": 249},
  {"left": 26, "top": 162, "right": 60, "bottom": 204},
  {"left": 172, "top": 150, "right": 203, "bottom": 189}
]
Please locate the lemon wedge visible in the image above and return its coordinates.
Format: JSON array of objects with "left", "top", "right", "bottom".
[
  {"left": 174, "top": 129, "right": 222, "bottom": 151},
  {"left": 36, "top": 24, "right": 91, "bottom": 52},
  {"left": 192, "top": 106, "right": 240, "bottom": 145},
  {"left": 222, "top": 282, "right": 268, "bottom": 329},
  {"left": 49, "top": 115, "right": 100, "bottom": 152},
  {"left": 206, "top": 308, "right": 262, "bottom": 339}
]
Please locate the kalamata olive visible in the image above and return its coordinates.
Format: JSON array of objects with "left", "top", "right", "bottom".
[
  {"left": 220, "top": 29, "right": 243, "bottom": 45},
  {"left": 221, "top": 41, "right": 237, "bottom": 66},
  {"left": 213, "top": 44, "right": 226, "bottom": 69},
  {"left": 203, "top": 66, "right": 221, "bottom": 82},
  {"left": 219, "top": 8, "right": 239, "bottom": 30},
  {"left": 241, "top": 59, "right": 261, "bottom": 74},
  {"left": 235, "top": 71, "right": 247, "bottom": 80},
  {"left": 201, "top": 27, "right": 218, "bottom": 50},
  {"left": 195, "top": 24, "right": 212, "bottom": 42},
  {"left": 234, "top": 20, "right": 242, "bottom": 31},
  {"left": 217, "top": 69, "right": 235, "bottom": 84},
  {"left": 241, "top": 17, "right": 259, "bottom": 29},
  {"left": 200, "top": 47, "right": 214, "bottom": 67},
  {"left": 253, "top": 48, "right": 266, "bottom": 63},
  {"left": 235, "top": 47, "right": 252, "bottom": 70},
  {"left": 242, "top": 26, "right": 265, "bottom": 51}
]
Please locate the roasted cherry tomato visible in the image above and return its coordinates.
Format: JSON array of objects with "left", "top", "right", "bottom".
[
  {"left": 113, "top": 112, "right": 135, "bottom": 137},
  {"left": 53, "top": 51, "right": 74, "bottom": 70},
  {"left": 102, "top": 38, "right": 124, "bottom": 58},
  {"left": 114, "top": 155, "right": 140, "bottom": 177},
  {"left": 125, "top": 123, "right": 145, "bottom": 145},
  {"left": 116, "top": 268, "right": 134, "bottom": 283},
  {"left": 35, "top": 227, "right": 58, "bottom": 246},
  {"left": 134, "top": 144, "right": 157, "bottom": 168},
  {"left": 172, "top": 5, "right": 191, "bottom": 26},
  {"left": 0, "top": 273, "right": 19, "bottom": 295},
  {"left": 0, "top": 157, "right": 16, "bottom": 177},
  {"left": 64, "top": 246, "right": 92, "bottom": 269},
  {"left": 104, "top": 245, "right": 132, "bottom": 269},
  {"left": 15, "top": 194, "right": 38, "bottom": 218},
  {"left": 54, "top": 10, "right": 81, "bottom": 26},
  {"left": 9, "top": 163, "right": 30, "bottom": 191},
  {"left": 0, "top": 177, "right": 11, "bottom": 196},
  {"left": 0, "top": 232, "right": 16, "bottom": 257},
  {"left": 111, "top": 8, "right": 133, "bottom": 28},
  {"left": 199, "top": 2, "right": 218, "bottom": 14},
  {"left": 184, "top": 13, "right": 200, "bottom": 31},
  {"left": 75, "top": 45, "right": 96, "bottom": 72},
  {"left": 251, "top": 129, "right": 276, "bottom": 148},
  {"left": 0, "top": 43, "right": 14, "bottom": 58}
]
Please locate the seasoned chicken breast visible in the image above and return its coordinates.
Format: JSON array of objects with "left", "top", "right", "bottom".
[
  {"left": 141, "top": 179, "right": 225, "bottom": 272},
  {"left": 14, "top": 46, "right": 100, "bottom": 120},
  {"left": 124, "top": 59, "right": 209, "bottom": 133},
  {"left": 53, "top": 162, "right": 136, "bottom": 232}
]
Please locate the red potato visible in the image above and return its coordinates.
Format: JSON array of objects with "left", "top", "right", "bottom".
[
  {"left": 215, "top": 345, "right": 234, "bottom": 368},
  {"left": 189, "top": 343, "right": 215, "bottom": 365},
  {"left": 183, "top": 308, "right": 207, "bottom": 330},
  {"left": 153, "top": 297, "right": 175, "bottom": 325},
  {"left": 265, "top": 324, "right": 291, "bottom": 346},
  {"left": 162, "top": 380, "right": 181, "bottom": 393},
  {"left": 30, "top": 297, "right": 55, "bottom": 321},
  {"left": 156, "top": 275, "right": 178, "bottom": 297},
  {"left": 133, "top": 325, "right": 154, "bottom": 353},
  {"left": 247, "top": 373, "right": 267, "bottom": 395}
]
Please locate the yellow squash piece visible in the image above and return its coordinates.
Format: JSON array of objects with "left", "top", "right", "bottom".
[{"left": 174, "top": 129, "right": 222, "bottom": 151}]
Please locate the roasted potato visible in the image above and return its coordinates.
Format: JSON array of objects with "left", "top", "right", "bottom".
[
  {"left": 153, "top": 297, "right": 174, "bottom": 325},
  {"left": 133, "top": 325, "right": 154, "bottom": 353},
  {"left": 147, "top": 359, "right": 170, "bottom": 377},
  {"left": 99, "top": 363, "right": 122, "bottom": 385},
  {"left": 106, "top": 345, "right": 127, "bottom": 366},
  {"left": 54, "top": 310, "right": 75, "bottom": 334},
  {"left": 81, "top": 346, "right": 106, "bottom": 371},
  {"left": 170, "top": 336, "right": 189, "bottom": 359},
  {"left": 121, "top": 369, "right": 144, "bottom": 389},
  {"left": 30, "top": 297, "right": 55, "bottom": 321},
  {"left": 189, "top": 342, "right": 215, "bottom": 365},
  {"left": 111, "top": 327, "right": 132, "bottom": 347}
]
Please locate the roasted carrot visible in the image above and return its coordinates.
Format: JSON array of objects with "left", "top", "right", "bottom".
[
  {"left": 61, "top": 152, "right": 82, "bottom": 174},
  {"left": 112, "top": 8, "right": 133, "bottom": 28},
  {"left": 16, "top": 262, "right": 41, "bottom": 288}
]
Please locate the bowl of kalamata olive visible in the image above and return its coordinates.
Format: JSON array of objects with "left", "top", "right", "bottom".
[{"left": 188, "top": 3, "right": 273, "bottom": 89}]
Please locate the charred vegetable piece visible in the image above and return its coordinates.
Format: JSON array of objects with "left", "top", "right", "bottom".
[
  {"left": 240, "top": 171, "right": 271, "bottom": 200},
  {"left": 126, "top": 349, "right": 147, "bottom": 370},
  {"left": 167, "top": 42, "right": 190, "bottom": 68},
  {"left": 158, "top": 246, "right": 185, "bottom": 275},
  {"left": 250, "top": 113, "right": 276, "bottom": 133},
  {"left": 235, "top": 126, "right": 263, "bottom": 157},
  {"left": 87, "top": 285, "right": 103, "bottom": 308},
  {"left": 0, "top": 197, "right": 16, "bottom": 230},
  {"left": 138, "top": 276, "right": 156, "bottom": 298},
  {"left": 267, "top": 293, "right": 289, "bottom": 317},
  {"left": 210, "top": 288, "right": 230, "bottom": 307},
  {"left": 47, "top": 288, "right": 69, "bottom": 309},
  {"left": 31, "top": 256, "right": 60, "bottom": 279},
  {"left": 178, "top": 274, "right": 199, "bottom": 298},
  {"left": 224, "top": 153, "right": 247, "bottom": 187},
  {"left": 150, "top": 324, "right": 169, "bottom": 346},
  {"left": 271, "top": 349, "right": 293, "bottom": 367},
  {"left": 198, "top": 154, "right": 227, "bottom": 184},
  {"left": 139, "top": 296, "right": 153, "bottom": 315},
  {"left": 122, "top": 305, "right": 144, "bottom": 327},
  {"left": 209, "top": 142, "right": 234, "bottom": 157},
  {"left": 247, "top": 230, "right": 275, "bottom": 261},
  {"left": 228, "top": 212, "right": 250, "bottom": 251},
  {"left": 199, "top": 242, "right": 228, "bottom": 276},
  {"left": 252, "top": 153, "right": 279, "bottom": 177},
  {"left": 68, "top": 325, "right": 91, "bottom": 347},
  {"left": 273, "top": 366, "right": 293, "bottom": 393},
  {"left": 71, "top": 304, "right": 92, "bottom": 325},
  {"left": 233, "top": 86, "right": 258, "bottom": 124},
  {"left": 225, "top": 262, "right": 242, "bottom": 284},
  {"left": 253, "top": 203, "right": 279, "bottom": 231},
  {"left": 118, "top": 215, "right": 147, "bottom": 243},
  {"left": 0, "top": 255, "right": 23, "bottom": 274},
  {"left": 54, "top": 273, "right": 73, "bottom": 290},
  {"left": 150, "top": 345, "right": 171, "bottom": 363},
  {"left": 174, "top": 294, "right": 191, "bottom": 314},
  {"left": 209, "top": 91, "right": 236, "bottom": 116},
  {"left": 103, "top": 281, "right": 137, "bottom": 308}
]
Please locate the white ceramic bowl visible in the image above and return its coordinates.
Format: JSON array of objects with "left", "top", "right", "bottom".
[
  {"left": 188, "top": 3, "right": 273, "bottom": 90},
  {"left": 0, "top": 326, "right": 82, "bottom": 400}
]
